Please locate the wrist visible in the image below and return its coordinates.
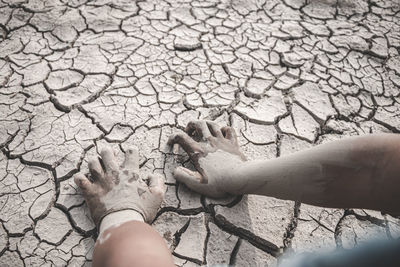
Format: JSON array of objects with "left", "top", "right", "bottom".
[
  {"left": 99, "top": 209, "right": 144, "bottom": 236},
  {"left": 223, "top": 161, "right": 251, "bottom": 195},
  {"left": 226, "top": 159, "right": 275, "bottom": 196},
  {"left": 229, "top": 158, "right": 299, "bottom": 199}
]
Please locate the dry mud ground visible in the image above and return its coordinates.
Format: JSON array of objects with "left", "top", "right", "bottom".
[{"left": 1, "top": 0, "right": 400, "bottom": 266}]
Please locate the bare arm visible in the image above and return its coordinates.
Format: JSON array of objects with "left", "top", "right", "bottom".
[
  {"left": 168, "top": 120, "right": 400, "bottom": 214},
  {"left": 93, "top": 216, "right": 174, "bottom": 267},
  {"left": 234, "top": 134, "right": 400, "bottom": 213}
]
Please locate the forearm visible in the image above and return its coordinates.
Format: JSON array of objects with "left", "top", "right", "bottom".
[
  {"left": 93, "top": 211, "right": 174, "bottom": 267},
  {"left": 232, "top": 134, "right": 400, "bottom": 213}
]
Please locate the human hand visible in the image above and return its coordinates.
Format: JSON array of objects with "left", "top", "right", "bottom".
[
  {"left": 168, "top": 120, "right": 246, "bottom": 198},
  {"left": 74, "top": 147, "right": 165, "bottom": 228}
]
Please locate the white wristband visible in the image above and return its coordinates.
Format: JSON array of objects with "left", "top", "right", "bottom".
[{"left": 99, "top": 210, "right": 144, "bottom": 236}]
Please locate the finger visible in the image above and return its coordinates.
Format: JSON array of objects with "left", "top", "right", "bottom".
[
  {"left": 173, "top": 167, "right": 211, "bottom": 195},
  {"left": 221, "top": 126, "right": 239, "bottom": 146},
  {"left": 185, "top": 120, "right": 212, "bottom": 140},
  {"left": 206, "top": 120, "right": 223, "bottom": 138},
  {"left": 88, "top": 157, "right": 104, "bottom": 181},
  {"left": 74, "top": 173, "right": 95, "bottom": 195},
  {"left": 123, "top": 146, "right": 139, "bottom": 172},
  {"left": 168, "top": 132, "right": 202, "bottom": 155},
  {"left": 147, "top": 173, "right": 166, "bottom": 197},
  {"left": 100, "top": 147, "right": 119, "bottom": 174}
]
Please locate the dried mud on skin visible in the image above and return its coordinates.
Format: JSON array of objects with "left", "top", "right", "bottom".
[{"left": 0, "top": 0, "right": 400, "bottom": 266}]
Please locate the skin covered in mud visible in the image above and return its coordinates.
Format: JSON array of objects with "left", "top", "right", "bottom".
[
  {"left": 74, "top": 146, "right": 174, "bottom": 267},
  {"left": 74, "top": 146, "right": 165, "bottom": 228},
  {"left": 169, "top": 120, "right": 400, "bottom": 214},
  {"left": 168, "top": 120, "right": 247, "bottom": 198}
]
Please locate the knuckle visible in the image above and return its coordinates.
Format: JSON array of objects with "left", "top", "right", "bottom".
[
  {"left": 189, "top": 120, "right": 202, "bottom": 128},
  {"left": 73, "top": 175, "right": 82, "bottom": 185},
  {"left": 225, "top": 126, "right": 234, "bottom": 133},
  {"left": 88, "top": 159, "right": 98, "bottom": 166},
  {"left": 74, "top": 174, "right": 86, "bottom": 181},
  {"left": 171, "top": 133, "right": 187, "bottom": 144},
  {"left": 189, "top": 119, "right": 200, "bottom": 124},
  {"left": 151, "top": 187, "right": 165, "bottom": 197}
]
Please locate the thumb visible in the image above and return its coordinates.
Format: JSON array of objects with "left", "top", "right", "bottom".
[
  {"left": 173, "top": 167, "right": 230, "bottom": 199},
  {"left": 173, "top": 166, "right": 203, "bottom": 184},
  {"left": 173, "top": 167, "right": 213, "bottom": 196}
]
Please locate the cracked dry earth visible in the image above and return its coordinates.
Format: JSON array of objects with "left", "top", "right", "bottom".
[{"left": 0, "top": 0, "right": 400, "bottom": 266}]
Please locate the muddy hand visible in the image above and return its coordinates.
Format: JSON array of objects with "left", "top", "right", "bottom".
[
  {"left": 168, "top": 120, "right": 246, "bottom": 198},
  {"left": 74, "top": 146, "right": 165, "bottom": 228}
]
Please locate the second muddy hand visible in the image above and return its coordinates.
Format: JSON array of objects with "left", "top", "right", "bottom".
[{"left": 169, "top": 120, "right": 400, "bottom": 215}]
